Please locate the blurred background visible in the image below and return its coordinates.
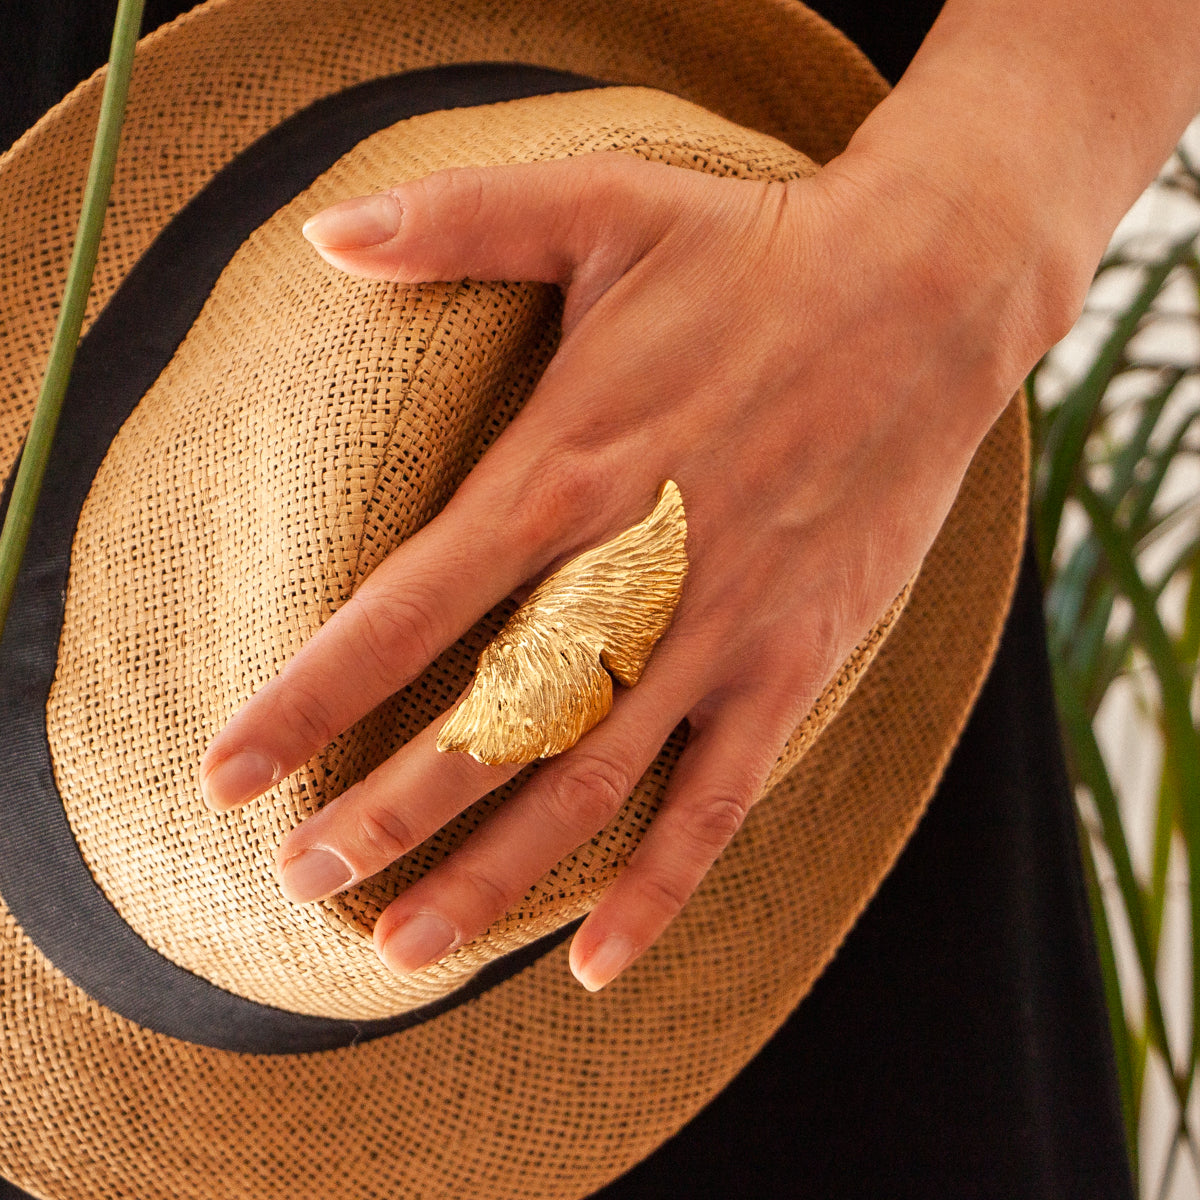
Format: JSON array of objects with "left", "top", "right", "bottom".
[{"left": 1030, "top": 118, "right": 1200, "bottom": 1200}]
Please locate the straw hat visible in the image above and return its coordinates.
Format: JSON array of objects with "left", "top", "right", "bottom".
[{"left": 0, "top": 1, "right": 1028, "bottom": 1196}]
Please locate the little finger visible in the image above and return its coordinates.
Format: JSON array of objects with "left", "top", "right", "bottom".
[{"left": 568, "top": 690, "right": 800, "bottom": 991}]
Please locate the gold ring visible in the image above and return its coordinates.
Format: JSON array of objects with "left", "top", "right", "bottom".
[{"left": 436, "top": 480, "right": 688, "bottom": 765}]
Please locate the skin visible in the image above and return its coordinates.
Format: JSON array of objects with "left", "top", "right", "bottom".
[{"left": 200, "top": 0, "right": 1200, "bottom": 991}]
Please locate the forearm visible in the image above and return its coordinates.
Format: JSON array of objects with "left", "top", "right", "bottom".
[
  {"left": 814, "top": 0, "right": 1200, "bottom": 435},
  {"left": 859, "top": 0, "right": 1200, "bottom": 233}
]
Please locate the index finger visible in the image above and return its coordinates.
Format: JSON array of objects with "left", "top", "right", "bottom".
[{"left": 199, "top": 497, "right": 533, "bottom": 811}]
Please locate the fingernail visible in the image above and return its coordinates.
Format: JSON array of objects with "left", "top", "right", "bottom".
[
  {"left": 279, "top": 849, "right": 353, "bottom": 904},
  {"left": 379, "top": 912, "right": 457, "bottom": 973},
  {"left": 573, "top": 934, "right": 636, "bottom": 993},
  {"left": 201, "top": 750, "right": 275, "bottom": 811},
  {"left": 302, "top": 193, "right": 401, "bottom": 249}
]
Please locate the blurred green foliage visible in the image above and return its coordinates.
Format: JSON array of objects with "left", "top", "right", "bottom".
[{"left": 1029, "top": 144, "right": 1200, "bottom": 1199}]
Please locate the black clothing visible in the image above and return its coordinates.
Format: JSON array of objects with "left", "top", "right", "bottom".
[{"left": 595, "top": 538, "right": 1134, "bottom": 1199}]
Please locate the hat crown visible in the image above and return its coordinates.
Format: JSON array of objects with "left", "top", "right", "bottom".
[{"left": 48, "top": 89, "right": 825, "bottom": 1020}]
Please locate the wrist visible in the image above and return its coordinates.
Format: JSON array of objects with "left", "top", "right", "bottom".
[
  {"left": 818, "top": 0, "right": 1200, "bottom": 370},
  {"left": 806, "top": 131, "right": 1085, "bottom": 420},
  {"left": 812, "top": 71, "right": 1114, "bottom": 395}
]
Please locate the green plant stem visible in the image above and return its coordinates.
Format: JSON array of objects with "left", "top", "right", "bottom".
[
  {"left": 1154, "top": 1136, "right": 1179, "bottom": 1200},
  {"left": 1182, "top": 543, "right": 1200, "bottom": 664},
  {"left": 1109, "top": 367, "right": 1187, "bottom": 512},
  {"left": 1077, "top": 809, "right": 1140, "bottom": 1171},
  {"left": 1178, "top": 145, "right": 1200, "bottom": 190},
  {"left": 1148, "top": 767, "right": 1177, "bottom": 966},
  {"left": 1056, "top": 673, "right": 1181, "bottom": 1090},
  {"left": 1033, "top": 161, "right": 1199, "bottom": 1199},
  {"left": 0, "top": 0, "right": 145, "bottom": 639},
  {"left": 1078, "top": 478, "right": 1200, "bottom": 1097},
  {"left": 1155, "top": 1112, "right": 1200, "bottom": 1200},
  {"left": 1036, "top": 235, "right": 1197, "bottom": 580}
]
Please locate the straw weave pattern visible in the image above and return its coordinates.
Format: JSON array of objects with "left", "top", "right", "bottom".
[
  {"left": 0, "top": 0, "right": 886, "bottom": 488},
  {"left": 0, "top": 4, "right": 1027, "bottom": 1198},
  {"left": 44, "top": 90, "right": 904, "bottom": 1020},
  {"left": 1, "top": 399, "right": 1026, "bottom": 1200}
]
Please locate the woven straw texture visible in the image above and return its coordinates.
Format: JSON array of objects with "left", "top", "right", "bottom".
[
  {"left": 0, "top": 0, "right": 887, "bottom": 488},
  {"left": 1, "top": 393, "right": 1027, "bottom": 1200},
  {"left": 0, "top": 3, "right": 1027, "bottom": 1199},
  {"left": 45, "top": 89, "right": 911, "bottom": 1021}
]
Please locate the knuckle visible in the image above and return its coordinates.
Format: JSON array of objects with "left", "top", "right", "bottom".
[
  {"left": 445, "top": 857, "right": 514, "bottom": 920},
  {"left": 623, "top": 792, "right": 757, "bottom": 926},
  {"left": 628, "top": 871, "right": 691, "bottom": 923},
  {"left": 346, "top": 591, "right": 441, "bottom": 686},
  {"left": 539, "top": 753, "right": 630, "bottom": 836},
  {"left": 353, "top": 804, "right": 418, "bottom": 865},
  {"left": 415, "top": 166, "right": 487, "bottom": 226},
  {"left": 277, "top": 680, "right": 339, "bottom": 753},
  {"left": 550, "top": 157, "right": 609, "bottom": 246},
  {"left": 525, "top": 451, "right": 602, "bottom": 530},
  {"left": 680, "top": 793, "right": 752, "bottom": 858},
  {"left": 563, "top": 153, "right": 645, "bottom": 226},
  {"left": 782, "top": 613, "right": 844, "bottom": 701},
  {"left": 505, "top": 451, "right": 606, "bottom": 555},
  {"left": 387, "top": 168, "right": 489, "bottom": 279}
]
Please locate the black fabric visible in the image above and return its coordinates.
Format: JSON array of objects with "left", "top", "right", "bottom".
[
  {"left": 0, "top": 63, "right": 603, "bottom": 1054},
  {"left": 0, "top": 0, "right": 942, "bottom": 149},
  {"left": 807, "top": 0, "right": 948, "bottom": 85},
  {"left": 593, "top": 537, "right": 1135, "bottom": 1199},
  {"left": 0, "top": 0, "right": 193, "bottom": 152}
]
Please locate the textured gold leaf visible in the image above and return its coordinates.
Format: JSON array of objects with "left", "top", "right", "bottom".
[{"left": 437, "top": 481, "right": 688, "bottom": 764}]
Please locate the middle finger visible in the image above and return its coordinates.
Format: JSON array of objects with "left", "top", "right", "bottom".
[{"left": 274, "top": 713, "right": 522, "bottom": 903}]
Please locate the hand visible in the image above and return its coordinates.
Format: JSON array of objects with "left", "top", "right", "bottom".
[{"left": 199, "top": 144, "right": 1074, "bottom": 990}]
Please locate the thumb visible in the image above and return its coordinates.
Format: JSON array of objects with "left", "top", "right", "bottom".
[{"left": 301, "top": 153, "right": 686, "bottom": 306}]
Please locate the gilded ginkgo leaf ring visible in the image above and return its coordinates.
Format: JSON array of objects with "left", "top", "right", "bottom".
[{"left": 437, "top": 480, "right": 688, "bottom": 765}]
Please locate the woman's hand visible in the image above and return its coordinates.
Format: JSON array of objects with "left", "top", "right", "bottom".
[{"left": 198, "top": 140, "right": 1075, "bottom": 991}]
